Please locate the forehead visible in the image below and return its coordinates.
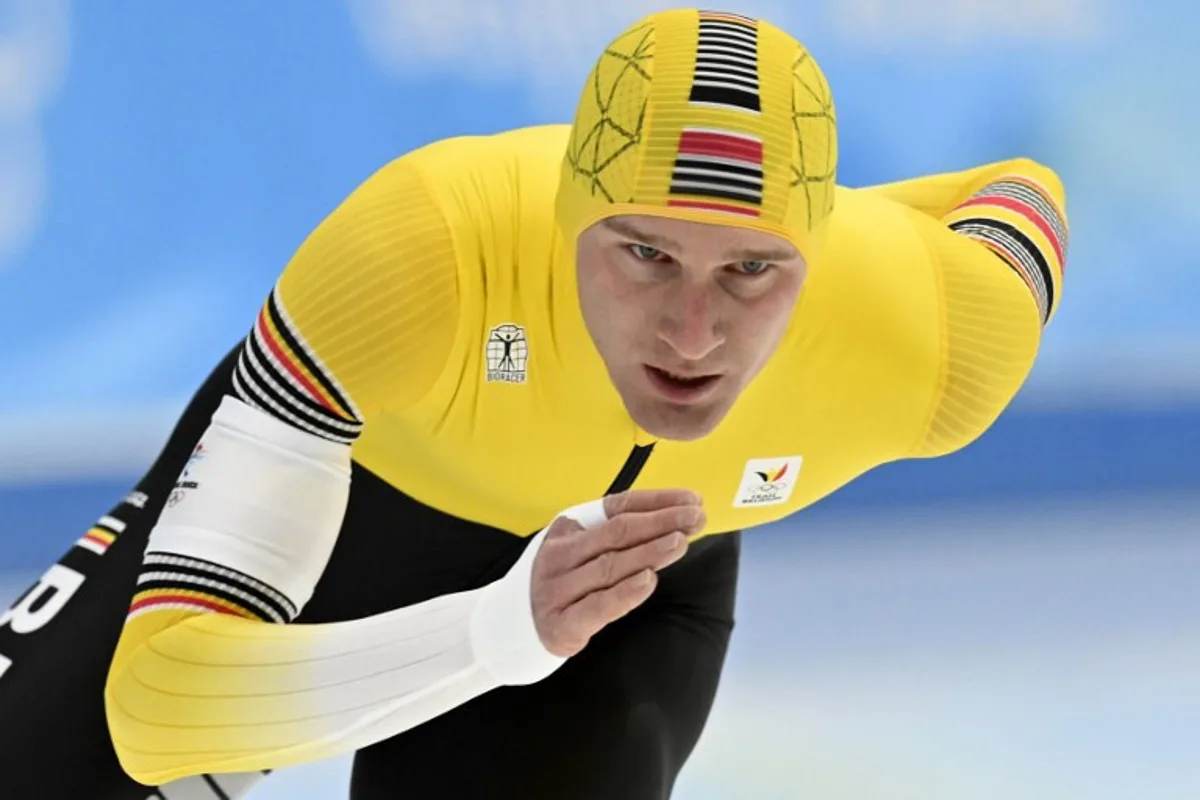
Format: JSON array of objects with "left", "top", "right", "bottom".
[{"left": 600, "top": 214, "right": 800, "bottom": 261}]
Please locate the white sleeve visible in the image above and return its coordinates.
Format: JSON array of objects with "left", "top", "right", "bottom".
[
  {"left": 108, "top": 396, "right": 608, "bottom": 783},
  {"left": 145, "top": 395, "right": 351, "bottom": 616}
]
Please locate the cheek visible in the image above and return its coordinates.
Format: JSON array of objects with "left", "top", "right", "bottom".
[
  {"left": 577, "top": 247, "right": 619, "bottom": 313},
  {"left": 762, "top": 271, "right": 804, "bottom": 326},
  {"left": 735, "top": 282, "right": 801, "bottom": 355},
  {"left": 765, "top": 283, "right": 802, "bottom": 330},
  {"left": 578, "top": 252, "right": 644, "bottom": 348}
]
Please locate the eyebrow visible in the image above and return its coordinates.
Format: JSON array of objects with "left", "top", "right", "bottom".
[
  {"left": 600, "top": 218, "right": 799, "bottom": 263},
  {"left": 601, "top": 218, "right": 682, "bottom": 252},
  {"left": 724, "top": 245, "right": 799, "bottom": 263}
]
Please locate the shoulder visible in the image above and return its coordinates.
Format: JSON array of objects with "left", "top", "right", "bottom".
[
  {"left": 762, "top": 187, "right": 944, "bottom": 458},
  {"left": 385, "top": 124, "right": 568, "bottom": 248},
  {"left": 403, "top": 124, "right": 571, "bottom": 198},
  {"left": 804, "top": 187, "right": 943, "bottom": 355}
]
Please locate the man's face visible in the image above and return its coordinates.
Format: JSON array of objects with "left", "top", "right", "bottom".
[{"left": 576, "top": 214, "right": 807, "bottom": 442}]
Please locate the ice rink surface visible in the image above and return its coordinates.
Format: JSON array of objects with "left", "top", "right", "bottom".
[{"left": 4, "top": 492, "right": 1196, "bottom": 799}]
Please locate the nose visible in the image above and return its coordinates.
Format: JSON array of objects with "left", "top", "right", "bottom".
[{"left": 657, "top": 280, "right": 725, "bottom": 362}]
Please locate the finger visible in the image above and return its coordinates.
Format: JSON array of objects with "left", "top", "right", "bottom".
[
  {"left": 559, "top": 568, "right": 658, "bottom": 640},
  {"left": 602, "top": 488, "right": 701, "bottom": 519},
  {"left": 559, "top": 505, "right": 705, "bottom": 572},
  {"left": 532, "top": 515, "right": 587, "bottom": 576},
  {"left": 544, "top": 513, "right": 585, "bottom": 540},
  {"left": 555, "top": 531, "right": 687, "bottom": 608}
]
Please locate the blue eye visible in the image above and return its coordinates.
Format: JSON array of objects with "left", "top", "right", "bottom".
[
  {"left": 629, "top": 244, "right": 665, "bottom": 261},
  {"left": 737, "top": 260, "right": 770, "bottom": 276}
]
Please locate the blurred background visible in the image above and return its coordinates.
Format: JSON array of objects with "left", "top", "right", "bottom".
[{"left": 0, "top": 0, "right": 1196, "bottom": 797}]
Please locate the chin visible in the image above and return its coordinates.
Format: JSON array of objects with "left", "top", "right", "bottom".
[{"left": 629, "top": 400, "right": 729, "bottom": 442}]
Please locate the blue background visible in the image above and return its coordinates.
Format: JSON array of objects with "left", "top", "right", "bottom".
[{"left": 1, "top": 0, "right": 1196, "bottom": 569}]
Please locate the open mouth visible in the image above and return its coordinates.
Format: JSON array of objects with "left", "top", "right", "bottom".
[{"left": 644, "top": 366, "right": 722, "bottom": 401}]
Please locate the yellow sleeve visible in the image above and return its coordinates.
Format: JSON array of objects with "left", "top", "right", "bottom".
[
  {"left": 105, "top": 156, "right": 462, "bottom": 784},
  {"left": 106, "top": 590, "right": 497, "bottom": 785},
  {"left": 231, "top": 155, "right": 459, "bottom": 442},
  {"left": 904, "top": 159, "right": 1070, "bottom": 457}
]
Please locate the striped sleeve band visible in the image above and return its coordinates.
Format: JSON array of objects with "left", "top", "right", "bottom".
[
  {"left": 74, "top": 492, "right": 145, "bottom": 556},
  {"left": 129, "top": 552, "right": 299, "bottom": 624},
  {"left": 946, "top": 176, "right": 1068, "bottom": 325},
  {"left": 75, "top": 514, "right": 125, "bottom": 556},
  {"left": 233, "top": 285, "right": 364, "bottom": 444}
]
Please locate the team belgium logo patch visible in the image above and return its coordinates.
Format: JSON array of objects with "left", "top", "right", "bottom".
[{"left": 733, "top": 456, "right": 803, "bottom": 507}]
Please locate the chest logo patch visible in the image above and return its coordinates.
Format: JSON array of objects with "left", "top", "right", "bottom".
[
  {"left": 733, "top": 456, "right": 803, "bottom": 507},
  {"left": 485, "top": 323, "right": 528, "bottom": 384}
]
